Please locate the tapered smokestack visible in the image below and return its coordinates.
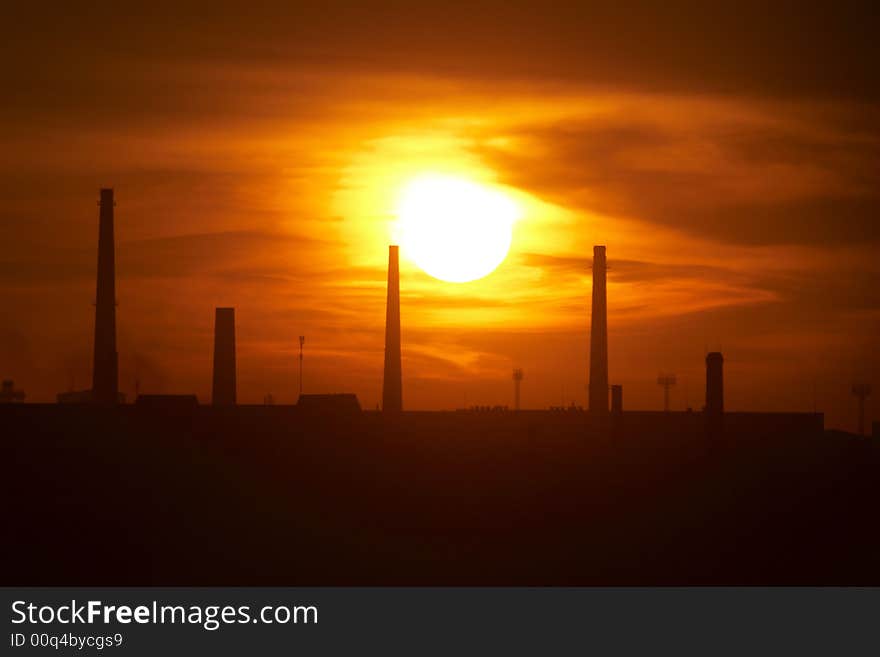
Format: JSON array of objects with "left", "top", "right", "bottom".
[
  {"left": 705, "top": 352, "right": 724, "bottom": 414},
  {"left": 611, "top": 384, "right": 623, "bottom": 414},
  {"left": 92, "top": 188, "right": 118, "bottom": 404},
  {"left": 382, "top": 245, "right": 402, "bottom": 413},
  {"left": 589, "top": 245, "right": 609, "bottom": 414},
  {"left": 705, "top": 352, "right": 724, "bottom": 435},
  {"left": 212, "top": 307, "right": 236, "bottom": 406}
]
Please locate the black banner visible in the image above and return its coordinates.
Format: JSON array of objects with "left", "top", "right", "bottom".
[{"left": 2, "top": 588, "right": 877, "bottom": 655}]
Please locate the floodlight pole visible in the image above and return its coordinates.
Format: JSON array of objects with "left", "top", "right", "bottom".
[{"left": 657, "top": 373, "right": 677, "bottom": 412}]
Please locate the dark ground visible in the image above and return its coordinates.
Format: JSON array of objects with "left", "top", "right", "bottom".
[{"left": 3, "top": 405, "right": 877, "bottom": 585}]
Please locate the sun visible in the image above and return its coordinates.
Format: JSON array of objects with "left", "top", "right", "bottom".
[{"left": 395, "top": 174, "right": 521, "bottom": 283}]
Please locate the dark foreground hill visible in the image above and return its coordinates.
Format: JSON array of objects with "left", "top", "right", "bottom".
[{"left": 3, "top": 405, "right": 877, "bottom": 585}]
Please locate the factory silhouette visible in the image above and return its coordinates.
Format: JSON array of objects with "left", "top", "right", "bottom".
[
  {"left": 3, "top": 189, "right": 878, "bottom": 585},
  {"left": 38, "top": 189, "right": 828, "bottom": 433}
]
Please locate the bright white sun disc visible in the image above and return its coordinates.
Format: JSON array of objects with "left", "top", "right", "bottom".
[{"left": 395, "top": 175, "right": 519, "bottom": 283}]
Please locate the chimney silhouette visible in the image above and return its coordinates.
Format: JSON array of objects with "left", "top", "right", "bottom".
[
  {"left": 705, "top": 352, "right": 724, "bottom": 414},
  {"left": 705, "top": 352, "right": 724, "bottom": 435},
  {"left": 92, "top": 188, "right": 119, "bottom": 404},
  {"left": 589, "top": 245, "right": 609, "bottom": 414},
  {"left": 382, "top": 245, "right": 402, "bottom": 413},
  {"left": 212, "top": 307, "right": 236, "bottom": 406},
  {"left": 611, "top": 384, "right": 623, "bottom": 414}
]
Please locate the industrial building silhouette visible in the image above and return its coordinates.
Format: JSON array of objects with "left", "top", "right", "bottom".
[
  {"left": 2, "top": 189, "right": 877, "bottom": 586},
  {"left": 41, "top": 189, "right": 831, "bottom": 432}
]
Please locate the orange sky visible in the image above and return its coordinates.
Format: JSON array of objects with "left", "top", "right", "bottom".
[{"left": 1, "top": 3, "right": 878, "bottom": 430}]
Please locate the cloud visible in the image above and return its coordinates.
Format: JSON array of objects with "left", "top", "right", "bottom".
[
  {"left": 474, "top": 102, "right": 880, "bottom": 246},
  {"left": 520, "top": 253, "right": 743, "bottom": 284},
  {"left": 0, "top": 230, "right": 342, "bottom": 286},
  {"left": 4, "top": 2, "right": 877, "bottom": 109}
]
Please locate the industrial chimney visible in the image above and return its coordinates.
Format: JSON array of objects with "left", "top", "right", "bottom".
[
  {"left": 611, "top": 384, "right": 623, "bottom": 414},
  {"left": 589, "top": 245, "right": 609, "bottom": 414},
  {"left": 92, "top": 188, "right": 119, "bottom": 404},
  {"left": 212, "top": 307, "right": 236, "bottom": 405},
  {"left": 705, "top": 352, "right": 724, "bottom": 435},
  {"left": 382, "top": 245, "right": 402, "bottom": 412},
  {"left": 852, "top": 383, "right": 872, "bottom": 437}
]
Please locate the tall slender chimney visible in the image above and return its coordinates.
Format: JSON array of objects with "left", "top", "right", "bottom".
[
  {"left": 382, "top": 245, "right": 402, "bottom": 412},
  {"left": 92, "top": 188, "right": 119, "bottom": 404},
  {"left": 705, "top": 352, "right": 724, "bottom": 414},
  {"left": 212, "top": 307, "right": 236, "bottom": 405},
  {"left": 589, "top": 245, "right": 609, "bottom": 414},
  {"left": 705, "top": 352, "right": 724, "bottom": 435}
]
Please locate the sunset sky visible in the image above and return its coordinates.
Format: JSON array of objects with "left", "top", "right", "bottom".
[{"left": 1, "top": 3, "right": 877, "bottom": 430}]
